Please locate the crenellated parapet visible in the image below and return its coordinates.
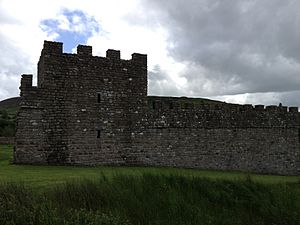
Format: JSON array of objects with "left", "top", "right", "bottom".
[
  {"left": 36, "top": 40, "right": 148, "bottom": 93},
  {"left": 144, "top": 97, "right": 299, "bottom": 129},
  {"left": 39, "top": 40, "right": 146, "bottom": 64},
  {"left": 147, "top": 97, "right": 298, "bottom": 113}
]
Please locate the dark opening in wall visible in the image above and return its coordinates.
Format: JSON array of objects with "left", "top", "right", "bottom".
[
  {"left": 97, "top": 130, "right": 101, "bottom": 138},
  {"left": 97, "top": 93, "right": 101, "bottom": 103},
  {"left": 152, "top": 101, "right": 156, "bottom": 109}
]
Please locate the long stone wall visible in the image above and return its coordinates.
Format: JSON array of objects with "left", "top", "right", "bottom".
[
  {"left": 130, "top": 128, "right": 298, "bottom": 175},
  {"left": 14, "top": 41, "right": 300, "bottom": 175},
  {"left": 129, "top": 97, "right": 299, "bottom": 175}
]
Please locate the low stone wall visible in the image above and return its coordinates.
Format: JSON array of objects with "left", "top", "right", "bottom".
[
  {"left": 0, "top": 137, "right": 14, "bottom": 145},
  {"left": 130, "top": 128, "right": 299, "bottom": 175}
]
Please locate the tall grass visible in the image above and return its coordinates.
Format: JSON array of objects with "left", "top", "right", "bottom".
[{"left": 1, "top": 174, "right": 300, "bottom": 225}]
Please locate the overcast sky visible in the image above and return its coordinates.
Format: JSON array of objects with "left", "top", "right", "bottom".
[{"left": 1, "top": 0, "right": 300, "bottom": 107}]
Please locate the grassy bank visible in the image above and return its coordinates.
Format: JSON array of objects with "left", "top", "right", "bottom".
[
  {"left": 1, "top": 175, "right": 300, "bottom": 225},
  {"left": 1, "top": 145, "right": 300, "bottom": 224}
]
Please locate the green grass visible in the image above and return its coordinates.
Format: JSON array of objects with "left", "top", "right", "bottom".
[
  {"left": 1, "top": 173, "right": 300, "bottom": 225},
  {"left": 1, "top": 145, "right": 300, "bottom": 225}
]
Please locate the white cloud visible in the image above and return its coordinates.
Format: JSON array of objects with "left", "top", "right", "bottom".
[{"left": 212, "top": 90, "right": 300, "bottom": 107}]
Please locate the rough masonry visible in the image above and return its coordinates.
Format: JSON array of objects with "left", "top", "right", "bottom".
[{"left": 14, "top": 41, "right": 300, "bottom": 175}]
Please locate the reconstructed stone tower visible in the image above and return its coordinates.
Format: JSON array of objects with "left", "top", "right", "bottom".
[{"left": 14, "top": 41, "right": 300, "bottom": 175}]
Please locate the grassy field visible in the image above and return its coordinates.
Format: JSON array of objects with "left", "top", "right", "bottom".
[{"left": 1, "top": 144, "right": 300, "bottom": 225}]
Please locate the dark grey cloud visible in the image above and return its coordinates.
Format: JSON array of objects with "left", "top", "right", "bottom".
[
  {"left": 132, "top": 0, "right": 300, "bottom": 104},
  {"left": 148, "top": 65, "right": 181, "bottom": 96}
]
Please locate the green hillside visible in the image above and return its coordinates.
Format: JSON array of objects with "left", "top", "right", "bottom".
[
  {"left": 147, "top": 95, "right": 226, "bottom": 107},
  {"left": 0, "top": 97, "right": 20, "bottom": 112},
  {"left": 0, "top": 97, "right": 19, "bottom": 137}
]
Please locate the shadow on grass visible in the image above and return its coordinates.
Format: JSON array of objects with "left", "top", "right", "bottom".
[{"left": 1, "top": 174, "right": 300, "bottom": 225}]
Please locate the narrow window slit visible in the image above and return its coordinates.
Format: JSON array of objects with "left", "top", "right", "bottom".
[
  {"left": 97, "top": 93, "right": 101, "bottom": 103},
  {"left": 97, "top": 130, "right": 101, "bottom": 138}
]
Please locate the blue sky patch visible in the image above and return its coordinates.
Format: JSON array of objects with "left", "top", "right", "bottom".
[{"left": 40, "top": 9, "right": 100, "bottom": 52}]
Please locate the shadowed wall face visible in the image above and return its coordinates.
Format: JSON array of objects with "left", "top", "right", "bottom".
[
  {"left": 14, "top": 41, "right": 299, "bottom": 175},
  {"left": 15, "top": 41, "right": 147, "bottom": 165}
]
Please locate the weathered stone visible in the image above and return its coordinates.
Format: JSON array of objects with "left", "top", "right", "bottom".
[{"left": 14, "top": 40, "right": 300, "bottom": 175}]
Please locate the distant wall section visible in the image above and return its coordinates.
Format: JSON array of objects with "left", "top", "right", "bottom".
[{"left": 130, "top": 98, "right": 300, "bottom": 175}]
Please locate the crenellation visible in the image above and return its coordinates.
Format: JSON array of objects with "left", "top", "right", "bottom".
[
  {"left": 289, "top": 107, "right": 298, "bottom": 113},
  {"left": 106, "top": 49, "right": 121, "bottom": 60},
  {"left": 14, "top": 40, "right": 300, "bottom": 175},
  {"left": 266, "top": 105, "right": 278, "bottom": 111},
  {"left": 20, "top": 74, "right": 33, "bottom": 96},
  {"left": 242, "top": 104, "right": 253, "bottom": 110},
  {"left": 42, "top": 41, "right": 63, "bottom": 55},
  {"left": 254, "top": 105, "right": 264, "bottom": 110},
  {"left": 77, "top": 45, "right": 92, "bottom": 56},
  {"left": 131, "top": 53, "right": 147, "bottom": 67}
]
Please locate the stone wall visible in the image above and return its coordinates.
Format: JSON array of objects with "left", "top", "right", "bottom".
[
  {"left": 130, "top": 97, "right": 299, "bottom": 175},
  {"left": 14, "top": 41, "right": 300, "bottom": 175}
]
